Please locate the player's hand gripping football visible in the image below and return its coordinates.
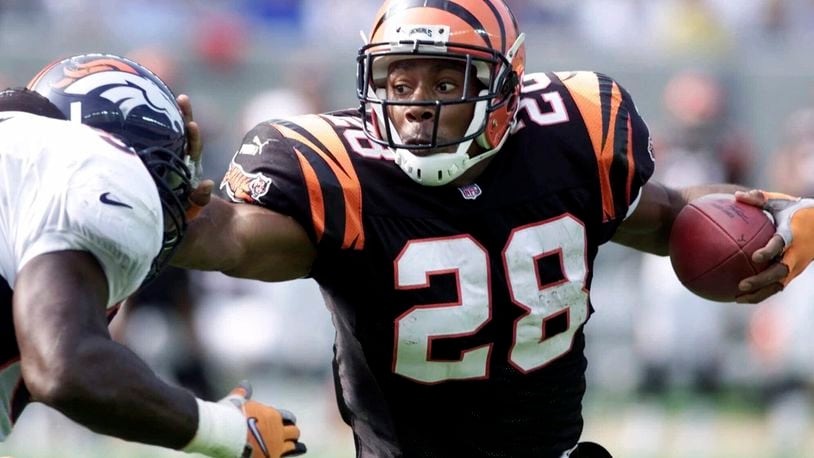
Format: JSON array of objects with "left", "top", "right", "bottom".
[
  {"left": 220, "top": 381, "right": 307, "bottom": 458},
  {"left": 177, "top": 94, "right": 214, "bottom": 220},
  {"left": 735, "top": 189, "right": 814, "bottom": 301}
]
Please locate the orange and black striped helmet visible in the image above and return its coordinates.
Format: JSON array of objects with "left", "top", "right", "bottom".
[{"left": 357, "top": 0, "right": 525, "bottom": 186}]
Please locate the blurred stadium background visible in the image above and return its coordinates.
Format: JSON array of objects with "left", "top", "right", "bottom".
[{"left": 2, "top": 1, "right": 814, "bottom": 457}]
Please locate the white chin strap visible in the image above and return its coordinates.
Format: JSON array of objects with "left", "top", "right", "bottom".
[
  {"left": 390, "top": 93, "right": 511, "bottom": 187},
  {"left": 394, "top": 134, "right": 506, "bottom": 186}
]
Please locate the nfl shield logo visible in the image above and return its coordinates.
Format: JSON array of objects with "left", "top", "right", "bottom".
[{"left": 458, "top": 183, "right": 482, "bottom": 200}]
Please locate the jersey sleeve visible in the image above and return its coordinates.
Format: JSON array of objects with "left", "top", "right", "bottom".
[
  {"left": 553, "top": 71, "right": 656, "bottom": 240},
  {"left": 221, "top": 114, "right": 365, "bottom": 251},
  {"left": 16, "top": 130, "right": 162, "bottom": 306}
]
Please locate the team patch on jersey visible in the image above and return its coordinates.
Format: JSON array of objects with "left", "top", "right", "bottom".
[
  {"left": 458, "top": 183, "right": 482, "bottom": 200},
  {"left": 221, "top": 162, "right": 273, "bottom": 204}
]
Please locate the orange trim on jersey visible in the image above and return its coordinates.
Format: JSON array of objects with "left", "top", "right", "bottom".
[
  {"left": 274, "top": 116, "right": 364, "bottom": 250},
  {"left": 626, "top": 117, "right": 635, "bottom": 205},
  {"left": 560, "top": 72, "right": 622, "bottom": 221},
  {"left": 295, "top": 148, "right": 326, "bottom": 243}
]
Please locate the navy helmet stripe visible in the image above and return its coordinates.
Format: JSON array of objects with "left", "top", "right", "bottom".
[
  {"left": 371, "top": 0, "right": 494, "bottom": 49},
  {"left": 479, "top": 0, "right": 506, "bottom": 53},
  {"left": 496, "top": 0, "right": 518, "bottom": 39}
]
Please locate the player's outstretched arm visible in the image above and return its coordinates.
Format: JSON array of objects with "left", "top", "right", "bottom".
[
  {"left": 613, "top": 182, "right": 790, "bottom": 303},
  {"left": 172, "top": 196, "right": 317, "bottom": 282},
  {"left": 15, "top": 250, "right": 306, "bottom": 457},
  {"left": 172, "top": 93, "right": 316, "bottom": 282},
  {"left": 612, "top": 181, "right": 747, "bottom": 255},
  {"left": 14, "top": 250, "right": 199, "bottom": 448}
]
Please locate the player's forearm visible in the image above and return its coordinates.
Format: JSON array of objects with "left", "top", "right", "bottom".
[
  {"left": 15, "top": 252, "right": 200, "bottom": 451},
  {"left": 175, "top": 196, "right": 316, "bottom": 281},
  {"left": 678, "top": 183, "right": 748, "bottom": 205},
  {"left": 173, "top": 196, "right": 247, "bottom": 272},
  {"left": 30, "top": 334, "right": 251, "bottom": 457},
  {"left": 32, "top": 334, "right": 199, "bottom": 449},
  {"left": 614, "top": 182, "right": 748, "bottom": 255}
]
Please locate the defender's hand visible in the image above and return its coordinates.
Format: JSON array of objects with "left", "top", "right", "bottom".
[
  {"left": 177, "top": 94, "right": 212, "bottom": 219},
  {"left": 736, "top": 189, "right": 814, "bottom": 288},
  {"left": 221, "top": 382, "right": 306, "bottom": 458},
  {"left": 177, "top": 94, "right": 203, "bottom": 168}
]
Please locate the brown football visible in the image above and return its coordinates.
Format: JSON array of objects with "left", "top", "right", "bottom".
[{"left": 669, "top": 194, "right": 775, "bottom": 302}]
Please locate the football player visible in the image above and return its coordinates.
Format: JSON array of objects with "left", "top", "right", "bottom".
[
  {"left": 0, "top": 54, "right": 304, "bottom": 458},
  {"left": 173, "top": 1, "right": 811, "bottom": 456}
]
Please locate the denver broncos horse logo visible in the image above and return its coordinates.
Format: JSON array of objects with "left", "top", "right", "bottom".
[{"left": 29, "top": 58, "right": 184, "bottom": 135}]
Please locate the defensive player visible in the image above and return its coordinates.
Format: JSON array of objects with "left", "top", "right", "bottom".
[
  {"left": 1, "top": 54, "right": 304, "bottom": 458},
  {"left": 174, "top": 1, "right": 814, "bottom": 456}
]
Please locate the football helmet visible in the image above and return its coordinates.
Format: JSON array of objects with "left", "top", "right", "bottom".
[
  {"left": 27, "top": 53, "right": 192, "bottom": 284},
  {"left": 357, "top": 0, "right": 525, "bottom": 186}
]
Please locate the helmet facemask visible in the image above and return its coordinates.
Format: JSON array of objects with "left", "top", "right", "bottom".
[
  {"left": 357, "top": 31, "right": 525, "bottom": 186},
  {"left": 138, "top": 146, "right": 192, "bottom": 285}
]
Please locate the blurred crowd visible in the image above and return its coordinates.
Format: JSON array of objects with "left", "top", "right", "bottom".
[
  {"left": 2, "top": 0, "right": 814, "bottom": 52},
  {"left": 2, "top": 0, "right": 814, "bottom": 456}
]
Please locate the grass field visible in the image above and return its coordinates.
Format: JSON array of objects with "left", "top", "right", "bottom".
[{"left": 3, "top": 384, "right": 813, "bottom": 458}]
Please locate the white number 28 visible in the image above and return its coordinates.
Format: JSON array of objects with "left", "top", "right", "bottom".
[{"left": 393, "top": 215, "right": 589, "bottom": 384}]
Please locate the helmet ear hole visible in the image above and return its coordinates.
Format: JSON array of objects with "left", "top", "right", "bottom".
[
  {"left": 506, "top": 93, "right": 519, "bottom": 114},
  {"left": 500, "top": 71, "right": 519, "bottom": 99}
]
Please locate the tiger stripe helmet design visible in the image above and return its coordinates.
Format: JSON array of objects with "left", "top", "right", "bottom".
[{"left": 357, "top": 0, "right": 525, "bottom": 186}]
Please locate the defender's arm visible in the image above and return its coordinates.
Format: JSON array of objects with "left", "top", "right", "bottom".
[{"left": 14, "top": 250, "right": 198, "bottom": 448}]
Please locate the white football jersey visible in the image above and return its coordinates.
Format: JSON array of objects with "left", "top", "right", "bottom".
[{"left": 0, "top": 112, "right": 163, "bottom": 439}]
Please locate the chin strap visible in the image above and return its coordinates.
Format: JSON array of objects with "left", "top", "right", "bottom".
[{"left": 185, "top": 154, "right": 204, "bottom": 188}]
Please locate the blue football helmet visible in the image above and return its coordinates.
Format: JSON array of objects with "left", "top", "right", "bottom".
[{"left": 27, "top": 53, "right": 192, "bottom": 284}]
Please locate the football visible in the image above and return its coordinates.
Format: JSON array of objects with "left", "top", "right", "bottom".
[{"left": 669, "top": 194, "right": 775, "bottom": 302}]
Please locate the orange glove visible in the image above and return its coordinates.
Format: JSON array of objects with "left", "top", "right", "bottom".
[
  {"left": 222, "top": 382, "right": 306, "bottom": 458},
  {"left": 762, "top": 191, "right": 814, "bottom": 285}
]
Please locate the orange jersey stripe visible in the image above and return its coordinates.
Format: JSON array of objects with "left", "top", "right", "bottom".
[
  {"left": 603, "top": 82, "right": 623, "bottom": 220},
  {"left": 626, "top": 117, "right": 635, "bottom": 205},
  {"left": 559, "top": 72, "right": 622, "bottom": 221},
  {"left": 274, "top": 116, "right": 364, "bottom": 249},
  {"left": 294, "top": 148, "right": 327, "bottom": 243}
]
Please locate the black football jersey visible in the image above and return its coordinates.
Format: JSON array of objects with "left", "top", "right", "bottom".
[{"left": 222, "top": 71, "right": 654, "bottom": 458}]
